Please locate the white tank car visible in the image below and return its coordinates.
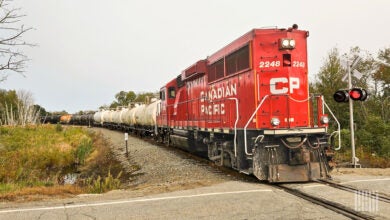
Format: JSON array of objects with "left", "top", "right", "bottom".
[
  {"left": 121, "top": 108, "right": 130, "bottom": 125},
  {"left": 119, "top": 108, "right": 128, "bottom": 124},
  {"left": 133, "top": 100, "right": 160, "bottom": 126},
  {"left": 102, "top": 110, "right": 114, "bottom": 123},
  {"left": 93, "top": 111, "right": 103, "bottom": 124},
  {"left": 144, "top": 100, "right": 160, "bottom": 126},
  {"left": 94, "top": 110, "right": 110, "bottom": 125},
  {"left": 134, "top": 104, "right": 147, "bottom": 126},
  {"left": 112, "top": 108, "right": 127, "bottom": 124},
  {"left": 123, "top": 104, "right": 139, "bottom": 126}
]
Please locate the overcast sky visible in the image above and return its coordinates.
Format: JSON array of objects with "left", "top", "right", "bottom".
[{"left": 1, "top": 0, "right": 389, "bottom": 113}]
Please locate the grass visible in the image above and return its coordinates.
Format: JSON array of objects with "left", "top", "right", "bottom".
[
  {"left": 334, "top": 147, "right": 390, "bottom": 168},
  {"left": 0, "top": 125, "right": 130, "bottom": 202}
]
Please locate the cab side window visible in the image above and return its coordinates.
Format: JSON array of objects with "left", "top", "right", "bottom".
[
  {"left": 168, "top": 87, "right": 176, "bottom": 98},
  {"left": 160, "top": 89, "right": 166, "bottom": 100}
]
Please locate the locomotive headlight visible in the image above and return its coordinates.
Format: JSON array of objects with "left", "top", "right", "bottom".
[
  {"left": 320, "top": 116, "right": 329, "bottom": 124},
  {"left": 282, "top": 39, "right": 290, "bottom": 47},
  {"left": 271, "top": 117, "right": 280, "bottom": 126},
  {"left": 289, "top": 39, "right": 296, "bottom": 47},
  {"left": 279, "top": 38, "right": 296, "bottom": 49}
]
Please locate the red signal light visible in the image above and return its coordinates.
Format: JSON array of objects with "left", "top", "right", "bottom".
[
  {"left": 349, "top": 88, "right": 368, "bottom": 101},
  {"left": 349, "top": 90, "right": 361, "bottom": 100},
  {"left": 334, "top": 88, "right": 368, "bottom": 103}
]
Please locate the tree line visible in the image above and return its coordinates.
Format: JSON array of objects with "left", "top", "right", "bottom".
[
  {"left": 311, "top": 47, "right": 389, "bottom": 166},
  {"left": 0, "top": 89, "right": 44, "bottom": 125},
  {"left": 101, "top": 91, "right": 157, "bottom": 109}
]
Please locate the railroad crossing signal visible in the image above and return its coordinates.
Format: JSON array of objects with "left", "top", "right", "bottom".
[
  {"left": 333, "top": 88, "right": 368, "bottom": 103},
  {"left": 349, "top": 88, "right": 367, "bottom": 101}
]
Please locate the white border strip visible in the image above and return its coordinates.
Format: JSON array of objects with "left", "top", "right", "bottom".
[
  {"left": 340, "top": 178, "right": 390, "bottom": 184},
  {"left": 0, "top": 189, "right": 273, "bottom": 214}
]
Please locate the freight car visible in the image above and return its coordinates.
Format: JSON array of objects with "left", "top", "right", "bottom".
[{"left": 53, "top": 25, "right": 337, "bottom": 183}]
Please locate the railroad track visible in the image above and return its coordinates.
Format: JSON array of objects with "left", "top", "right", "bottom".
[
  {"left": 273, "top": 184, "right": 377, "bottom": 220},
  {"left": 316, "top": 179, "right": 390, "bottom": 204}
]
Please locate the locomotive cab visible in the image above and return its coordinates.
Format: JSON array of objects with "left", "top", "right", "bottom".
[{"left": 248, "top": 26, "right": 332, "bottom": 182}]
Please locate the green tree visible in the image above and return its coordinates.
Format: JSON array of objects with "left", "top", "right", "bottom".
[
  {"left": 0, "top": 89, "right": 18, "bottom": 122},
  {"left": 312, "top": 47, "right": 390, "bottom": 163},
  {"left": 371, "top": 48, "right": 390, "bottom": 123},
  {"left": 126, "top": 91, "right": 136, "bottom": 103},
  {"left": 311, "top": 48, "right": 349, "bottom": 127},
  {"left": 0, "top": 89, "right": 41, "bottom": 125},
  {"left": 373, "top": 48, "right": 390, "bottom": 97},
  {"left": 33, "top": 104, "right": 47, "bottom": 117},
  {"left": 110, "top": 91, "right": 137, "bottom": 108},
  {"left": 134, "top": 92, "right": 156, "bottom": 103}
]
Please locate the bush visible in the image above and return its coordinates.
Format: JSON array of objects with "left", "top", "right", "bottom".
[
  {"left": 86, "top": 170, "right": 122, "bottom": 193},
  {"left": 0, "top": 125, "right": 94, "bottom": 187},
  {"left": 75, "top": 137, "right": 93, "bottom": 165},
  {"left": 56, "top": 123, "right": 63, "bottom": 132}
]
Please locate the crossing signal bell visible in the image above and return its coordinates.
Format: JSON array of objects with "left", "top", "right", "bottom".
[{"left": 333, "top": 88, "right": 367, "bottom": 102}]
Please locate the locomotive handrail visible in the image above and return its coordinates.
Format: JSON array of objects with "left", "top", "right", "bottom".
[
  {"left": 322, "top": 98, "right": 341, "bottom": 150},
  {"left": 244, "top": 95, "right": 270, "bottom": 156},
  {"left": 227, "top": 98, "right": 239, "bottom": 157}
]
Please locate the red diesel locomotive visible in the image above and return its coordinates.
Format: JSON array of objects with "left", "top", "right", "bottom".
[
  {"left": 156, "top": 24, "right": 333, "bottom": 182},
  {"left": 58, "top": 24, "right": 334, "bottom": 183}
]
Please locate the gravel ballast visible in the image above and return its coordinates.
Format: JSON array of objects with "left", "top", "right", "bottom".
[{"left": 90, "top": 127, "right": 238, "bottom": 196}]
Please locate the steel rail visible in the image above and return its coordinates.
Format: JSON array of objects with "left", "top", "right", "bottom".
[
  {"left": 316, "top": 179, "right": 390, "bottom": 204},
  {"left": 273, "top": 184, "right": 377, "bottom": 220}
]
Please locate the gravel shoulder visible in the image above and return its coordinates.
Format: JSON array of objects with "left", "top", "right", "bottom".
[{"left": 89, "top": 128, "right": 240, "bottom": 197}]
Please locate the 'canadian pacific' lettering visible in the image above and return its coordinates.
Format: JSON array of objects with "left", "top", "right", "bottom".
[{"left": 200, "top": 83, "right": 237, "bottom": 115}]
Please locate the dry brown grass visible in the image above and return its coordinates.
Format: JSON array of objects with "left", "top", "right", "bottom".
[{"left": 0, "top": 185, "right": 83, "bottom": 202}]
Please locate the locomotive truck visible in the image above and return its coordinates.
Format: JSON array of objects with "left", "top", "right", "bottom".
[{"left": 56, "top": 24, "right": 336, "bottom": 183}]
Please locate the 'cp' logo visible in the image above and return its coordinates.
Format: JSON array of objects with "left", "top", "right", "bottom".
[{"left": 270, "top": 77, "right": 300, "bottom": 94}]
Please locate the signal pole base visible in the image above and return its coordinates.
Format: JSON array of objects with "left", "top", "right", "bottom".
[{"left": 347, "top": 163, "right": 362, "bottom": 168}]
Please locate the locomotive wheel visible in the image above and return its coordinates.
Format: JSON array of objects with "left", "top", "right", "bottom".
[
  {"left": 222, "top": 152, "right": 232, "bottom": 167},
  {"left": 165, "top": 134, "right": 171, "bottom": 147}
]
